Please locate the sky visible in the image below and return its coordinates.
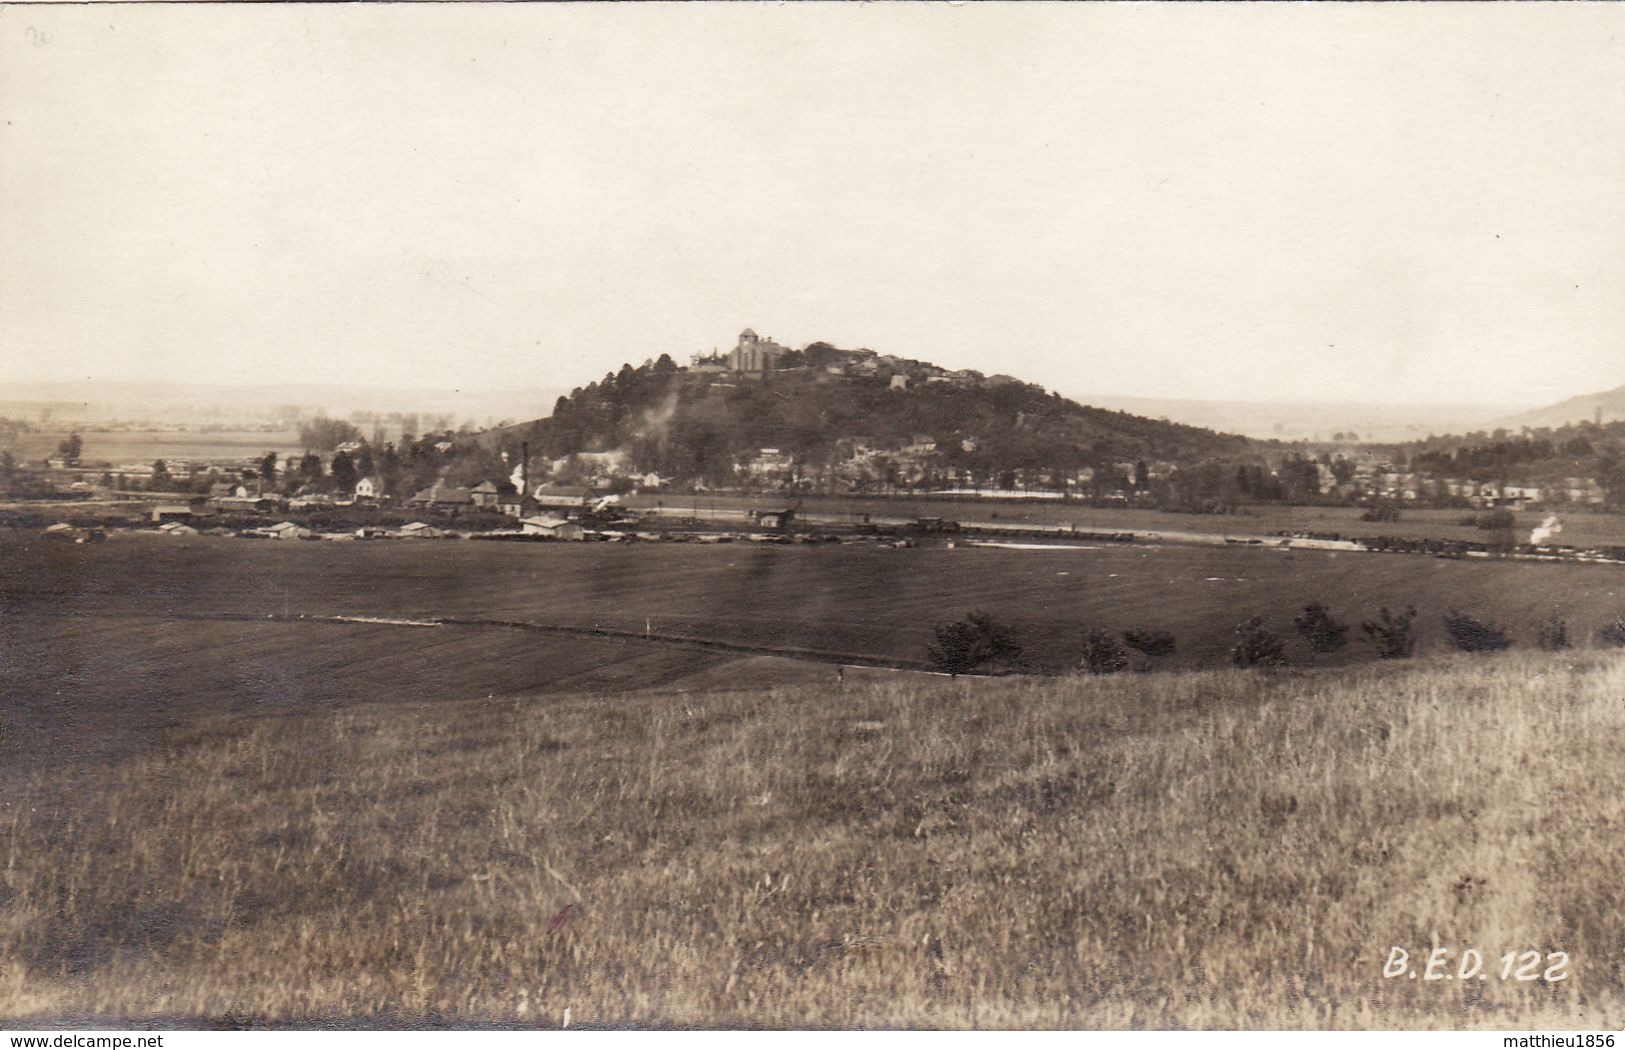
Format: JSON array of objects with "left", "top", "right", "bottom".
[{"left": 2, "top": 3, "right": 1622, "bottom": 408}]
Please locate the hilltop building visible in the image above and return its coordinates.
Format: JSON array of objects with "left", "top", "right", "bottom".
[{"left": 729, "top": 328, "right": 789, "bottom": 375}]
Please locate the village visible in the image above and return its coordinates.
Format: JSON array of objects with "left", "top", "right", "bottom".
[
  {"left": 6, "top": 331, "right": 1620, "bottom": 559},
  {"left": 8, "top": 337, "right": 1611, "bottom": 516}
]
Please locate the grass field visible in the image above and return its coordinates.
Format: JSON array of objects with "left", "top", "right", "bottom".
[
  {"left": 6, "top": 532, "right": 1625, "bottom": 678},
  {"left": 2, "top": 648, "right": 1621, "bottom": 1027},
  {"left": 5, "top": 531, "right": 1625, "bottom": 1027}
]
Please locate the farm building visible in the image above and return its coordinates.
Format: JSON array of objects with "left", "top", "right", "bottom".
[
  {"left": 393, "top": 521, "right": 446, "bottom": 539},
  {"left": 150, "top": 505, "right": 194, "bottom": 524},
  {"left": 156, "top": 521, "right": 200, "bottom": 537},
  {"left": 532, "top": 485, "right": 591, "bottom": 510},
  {"left": 751, "top": 508, "right": 796, "bottom": 530},
  {"left": 407, "top": 484, "right": 473, "bottom": 509},
  {"left": 497, "top": 492, "right": 535, "bottom": 518},
  {"left": 520, "top": 516, "right": 585, "bottom": 540},
  {"left": 354, "top": 476, "right": 386, "bottom": 500},
  {"left": 260, "top": 522, "right": 312, "bottom": 541},
  {"left": 470, "top": 480, "right": 504, "bottom": 509}
]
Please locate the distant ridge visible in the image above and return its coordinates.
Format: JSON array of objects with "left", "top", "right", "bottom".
[
  {"left": 1072, "top": 394, "right": 1516, "bottom": 443},
  {"left": 1503, "top": 384, "right": 1625, "bottom": 429},
  {"left": 0, "top": 380, "right": 567, "bottom": 429}
]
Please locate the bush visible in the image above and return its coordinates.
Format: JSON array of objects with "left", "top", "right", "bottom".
[
  {"left": 1443, "top": 610, "right": 1512, "bottom": 652},
  {"left": 1360, "top": 499, "right": 1402, "bottom": 523},
  {"left": 1598, "top": 617, "right": 1625, "bottom": 648},
  {"left": 1538, "top": 613, "right": 1570, "bottom": 651},
  {"left": 1293, "top": 603, "right": 1349, "bottom": 653},
  {"left": 1361, "top": 606, "right": 1417, "bottom": 659},
  {"left": 1122, "top": 628, "right": 1177, "bottom": 659},
  {"left": 1231, "top": 617, "right": 1285, "bottom": 669},
  {"left": 1079, "top": 629, "right": 1128, "bottom": 675},
  {"left": 927, "top": 611, "right": 1023, "bottom": 676}
]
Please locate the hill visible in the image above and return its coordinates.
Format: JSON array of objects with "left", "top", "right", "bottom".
[
  {"left": 1504, "top": 383, "right": 1625, "bottom": 429},
  {"left": 492, "top": 336, "right": 1257, "bottom": 489}
]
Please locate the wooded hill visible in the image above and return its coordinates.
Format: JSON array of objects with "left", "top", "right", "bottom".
[
  {"left": 491, "top": 346, "right": 1257, "bottom": 486},
  {"left": 1390, "top": 419, "right": 1625, "bottom": 505}
]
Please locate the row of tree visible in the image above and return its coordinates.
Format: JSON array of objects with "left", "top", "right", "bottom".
[{"left": 927, "top": 603, "right": 1619, "bottom": 676}]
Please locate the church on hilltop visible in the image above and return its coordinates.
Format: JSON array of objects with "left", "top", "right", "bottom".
[{"left": 728, "top": 328, "right": 789, "bottom": 375}]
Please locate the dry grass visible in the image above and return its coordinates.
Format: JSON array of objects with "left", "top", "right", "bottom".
[{"left": 3, "top": 652, "right": 1623, "bottom": 1028}]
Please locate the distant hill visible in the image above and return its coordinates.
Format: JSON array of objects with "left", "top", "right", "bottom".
[
  {"left": 1503, "top": 384, "right": 1625, "bottom": 430},
  {"left": 491, "top": 338, "right": 1257, "bottom": 487},
  {"left": 1075, "top": 394, "right": 1514, "bottom": 444},
  {"left": 0, "top": 380, "right": 566, "bottom": 431}
]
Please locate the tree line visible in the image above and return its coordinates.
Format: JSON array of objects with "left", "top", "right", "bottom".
[{"left": 927, "top": 603, "right": 1613, "bottom": 676}]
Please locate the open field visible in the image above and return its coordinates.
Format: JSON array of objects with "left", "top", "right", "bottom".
[
  {"left": 2, "top": 648, "right": 1622, "bottom": 1027},
  {"left": 630, "top": 494, "right": 1625, "bottom": 550},
  {"left": 5, "top": 531, "right": 1625, "bottom": 1027},
  {"left": 6, "top": 532, "right": 1625, "bottom": 682},
  {"left": 1, "top": 429, "right": 304, "bottom": 467}
]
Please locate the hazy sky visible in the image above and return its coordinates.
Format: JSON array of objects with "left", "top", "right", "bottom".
[{"left": 3, "top": 3, "right": 1622, "bottom": 407}]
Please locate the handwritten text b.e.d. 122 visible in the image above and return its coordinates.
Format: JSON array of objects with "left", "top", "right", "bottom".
[{"left": 1384, "top": 947, "right": 1568, "bottom": 982}]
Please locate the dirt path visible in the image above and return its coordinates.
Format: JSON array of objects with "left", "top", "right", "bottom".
[{"left": 172, "top": 609, "right": 941, "bottom": 672}]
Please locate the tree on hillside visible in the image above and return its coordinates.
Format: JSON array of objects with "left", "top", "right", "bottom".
[
  {"left": 258, "top": 451, "right": 278, "bottom": 488},
  {"left": 1361, "top": 499, "right": 1402, "bottom": 523},
  {"left": 150, "top": 460, "right": 172, "bottom": 489},
  {"left": 928, "top": 612, "right": 1022, "bottom": 677},
  {"left": 1361, "top": 606, "right": 1417, "bottom": 659},
  {"left": 297, "top": 416, "right": 363, "bottom": 452},
  {"left": 330, "top": 451, "right": 358, "bottom": 492},
  {"left": 441, "top": 447, "right": 509, "bottom": 488},
  {"left": 1079, "top": 629, "right": 1128, "bottom": 675},
  {"left": 1443, "top": 610, "right": 1512, "bottom": 652},
  {"left": 56, "top": 433, "right": 83, "bottom": 465},
  {"left": 1598, "top": 453, "right": 1625, "bottom": 509},
  {"left": 377, "top": 443, "right": 403, "bottom": 495},
  {"left": 1122, "top": 628, "right": 1177, "bottom": 660},
  {"left": 1294, "top": 603, "right": 1349, "bottom": 653},
  {"left": 1231, "top": 617, "right": 1285, "bottom": 668},
  {"left": 1537, "top": 612, "right": 1570, "bottom": 651}
]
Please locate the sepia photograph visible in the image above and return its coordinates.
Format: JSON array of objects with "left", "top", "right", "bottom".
[{"left": 2, "top": 0, "right": 1624, "bottom": 1035}]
